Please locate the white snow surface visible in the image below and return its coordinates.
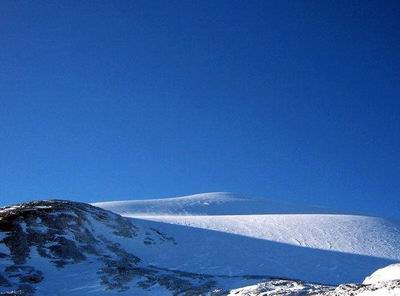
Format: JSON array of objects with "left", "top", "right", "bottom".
[
  {"left": 130, "top": 214, "right": 400, "bottom": 259},
  {"left": 363, "top": 263, "right": 400, "bottom": 284},
  {"left": 93, "top": 192, "right": 400, "bottom": 284}
]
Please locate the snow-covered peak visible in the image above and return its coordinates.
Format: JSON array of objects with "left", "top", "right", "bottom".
[{"left": 363, "top": 263, "right": 400, "bottom": 284}]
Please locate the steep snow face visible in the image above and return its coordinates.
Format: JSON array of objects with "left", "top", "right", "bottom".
[
  {"left": 93, "top": 192, "right": 338, "bottom": 216},
  {"left": 363, "top": 264, "right": 400, "bottom": 284},
  {"left": 95, "top": 192, "right": 400, "bottom": 284}
]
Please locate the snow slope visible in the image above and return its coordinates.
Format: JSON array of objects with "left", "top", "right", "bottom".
[
  {"left": 94, "top": 192, "right": 400, "bottom": 285},
  {"left": 135, "top": 214, "right": 400, "bottom": 260}
]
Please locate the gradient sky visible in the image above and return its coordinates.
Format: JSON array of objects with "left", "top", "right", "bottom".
[{"left": 1, "top": 1, "right": 399, "bottom": 218}]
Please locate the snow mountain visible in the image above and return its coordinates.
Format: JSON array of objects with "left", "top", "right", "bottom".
[{"left": 0, "top": 193, "right": 399, "bottom": 295}]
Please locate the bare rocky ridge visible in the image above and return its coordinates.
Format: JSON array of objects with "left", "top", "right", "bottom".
[{"left": 0, "top": 200, "right": 399, "bottom": 295}]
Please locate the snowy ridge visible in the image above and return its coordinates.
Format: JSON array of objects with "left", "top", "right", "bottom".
[{"left": 93, "top": 192, "right": 338, "bottom": 216}]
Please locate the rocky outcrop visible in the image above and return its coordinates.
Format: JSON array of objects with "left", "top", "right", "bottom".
[{"left": 0, "top": 200, "right": 178, "bottom": 295}]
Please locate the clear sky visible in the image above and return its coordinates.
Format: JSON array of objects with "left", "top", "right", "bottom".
[{"left": 1, "top": 1, "right": 399, "bottom": 218}]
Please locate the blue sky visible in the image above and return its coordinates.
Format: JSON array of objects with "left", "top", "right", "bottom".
[{"left": 1, "top": 1, "right": 399, "bottom": 218}]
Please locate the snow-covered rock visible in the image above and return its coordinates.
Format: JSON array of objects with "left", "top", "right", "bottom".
[
  {"left": 229, "top": 279, "right": 400, "bottom": 296},
  {"left": 227, "top": 266, "right": 400, "bottom": 296},
  {"left": 226, "top": 280, "right": 332, "bottom": 295}
]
